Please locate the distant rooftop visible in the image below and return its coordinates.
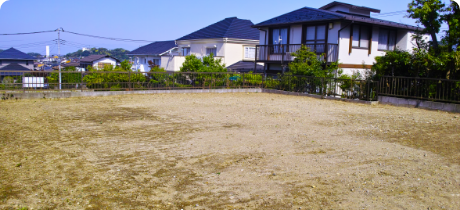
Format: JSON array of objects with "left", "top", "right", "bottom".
[
  {"left": 0, "top": 48, "right": 36, "bottom": 60},
  {"left": 128, "top": 41, "right": 177, "bottom": 56},
  {"left": 319, "top": 1, "right": 381, "bottom": 13},
  {"left": 80, "top": 55, "right": 120, "bottom": 63},
  {"left": 177, "top": 17, "right": 259, "bottom": 41}
]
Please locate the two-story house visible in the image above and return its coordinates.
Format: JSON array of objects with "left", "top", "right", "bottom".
[
  {"left": 161, "top": 17, "right": 260, "bottom": 72},
  {"left": 0, "top": 48, "right": 35, "bottom": 77},
  {"left": 252, "top": 1, "right": 427, "bottom": 75},
  {"left": 127, "top": 41, "right": 177, "bottom": 72}
]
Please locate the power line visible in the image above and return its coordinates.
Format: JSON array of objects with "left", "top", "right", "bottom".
[
  {"left": 0, "top": 30, "right": 56, "bottom": 36},
  {"left": 372, "top": 10, "right": 407, "bottom": 16},
  {"left": 63, "top": 30, "right": 155, "bottom": 42}
]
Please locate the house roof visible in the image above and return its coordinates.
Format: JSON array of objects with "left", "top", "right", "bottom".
[
  {"left": 253, "top": 7, "right": 345, "bottom": 27},
  {"left": 80, "top": 55, "right": 121, "bottom": 63},
  {"left": 0, "top": 48, "right": 36, "bottom": 60},
  {"left": 253, "top": 6, "right": 422, "bottom": 31},
  {"left": 0, "top": 63, "right": 32, "bottom": 71},
  {"left": 319, "top": 1, "right": 381, "bottom": 13},
  {"left": 63, "top": 62, "right": 80, "bottom": 67},
  {"left": 177, "top": 17, "right": 259, "bottom": 41},
  {"left": 227, "top": 61, "right": 264, "bottom": 73},
  {"left": 128, "top": 41, "right": 177, "bottom": 56}
]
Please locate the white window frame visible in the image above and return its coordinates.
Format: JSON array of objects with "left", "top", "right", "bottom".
[
  {"left": 206, "top": 47, "right": 217, "bottom": 56},
  {"left": 244, "top": 46, "right": 256, "bottom": 59},
  {"left": 181, "top": 47, "right": 191, "bottom": 56}
]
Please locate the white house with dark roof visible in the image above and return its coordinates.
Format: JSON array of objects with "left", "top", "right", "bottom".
[
  {"left": 252, "top": 1, "right": 429, "bottom": 74},
  {"left": 0, "top": 48, "right": 35, "bottom": 76},
  {"left": 162, "top": 17, "right": 261, "bottom": 72},
  {"left": 79, "top": 55, "right": 121, "bottom": 71},
  {"left": 127, "top": 41, "right": 177, "bottom": 72}
]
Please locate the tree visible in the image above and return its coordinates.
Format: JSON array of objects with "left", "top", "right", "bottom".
[
  {"left": 180, "top": 54, "right": 226, "bottom": 72},
  {"left": 288, "top": 45, "right": 338, "bottom": 77},
  {"left": 407, "top": 0, "right": 445, "bottom": 50}
]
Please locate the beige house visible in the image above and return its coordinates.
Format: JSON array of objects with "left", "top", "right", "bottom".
[{"left": 161, "top": 17, "right": 260, "bottom": 72}]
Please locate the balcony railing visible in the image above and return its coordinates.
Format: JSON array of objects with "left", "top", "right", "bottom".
[{"left": 255, "top": 44, "right": 338, "bottom": 63}]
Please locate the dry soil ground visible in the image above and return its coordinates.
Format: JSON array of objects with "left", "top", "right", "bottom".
[{"left": 0, "top": 93, "right": 460, "bottom": 210}]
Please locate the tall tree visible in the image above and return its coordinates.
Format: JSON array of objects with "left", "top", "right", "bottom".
[{"left": 407, "top": 0, "right": 445, "bottom": 50}]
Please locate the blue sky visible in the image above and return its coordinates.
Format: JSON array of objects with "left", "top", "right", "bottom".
[{"left": 0, "top": 0, "right": 451, "bottom": 55}]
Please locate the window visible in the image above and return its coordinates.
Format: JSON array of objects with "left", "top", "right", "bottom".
[
  {"left": 271, "top": 28, "right": 288, "bottom": 54},
  {"left": 351, "top": 25, "right": 371, "bottom": 49},
  {"left": 97, "top": 62, "right": 111, "bottom": 69},
  {"left": 181, "top": 47, "right": 190, "bottom": 56},
  {"left": 305, "top": 25, "right": 327, "bottom": 53},
  {"left": 272, "top": 28, "right": 288, "bottom": 45},
  {"left": 378, "top": 28, "right": 397, "bottom": 51},
  {"left": 206, "top": 48, "right": 217, "bottom": 56},
  {"left": 152, "top": 59, "right": 160, "bottom": 66},
  {"left": 244, "top": 47, "right": 256, "bottom": 59}
]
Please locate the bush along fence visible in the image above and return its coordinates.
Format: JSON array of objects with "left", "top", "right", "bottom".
[{"left": 3, "top": 70, "right": 460, "bottom": 103}]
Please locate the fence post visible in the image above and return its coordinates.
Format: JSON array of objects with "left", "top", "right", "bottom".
[
  {"left": 321, "top": 78, "right": 324, "bottom": 96},
  {"left": 289, "top": 75, "right": 291, "bottom": 92},
  {"left": 367, "top": 80, "right": 370, "bottom": 101},
  {"left": 242, "top": 73, "right": 245, "bottom": 88},
  {"left": 128, "top": 70, "right": 131, "bottom": 91},
  {"left": 81, "top": 71, "right": 84, "bottom": 92}
]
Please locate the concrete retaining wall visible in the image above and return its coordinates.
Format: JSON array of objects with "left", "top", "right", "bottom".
[
  {"left": 4, "top": 89, "right": 459, "bottom": 113},
  {"left": 2, "top": 88, "right": 263, "bottom": 100},
  {"left": 379, "top": 96, "right": 460, "bottom": 113}
]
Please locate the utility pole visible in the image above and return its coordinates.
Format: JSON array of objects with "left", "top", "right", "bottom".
[{"left": 57, "top": 28, "right": 63, "bottom": 90}]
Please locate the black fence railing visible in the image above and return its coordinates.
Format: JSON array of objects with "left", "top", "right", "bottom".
[
  {"left": 379, "top": 76, "right": 460, "bottom": 103},
  {"left": 6, "top": 71, "right": 460, "bottom": 103},
  {"left": 255, "top": 44, "right": 339, "bottom": 63},
  {"left": 265, "top": 74, "right": 379, "bottom": 101},
  {"left": 0, "top": 71, "right": 264, "bottom": 92}
]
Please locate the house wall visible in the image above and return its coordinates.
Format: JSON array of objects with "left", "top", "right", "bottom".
[
  {"left": 224, "top": 43, "right": 246, "bottom": 66},
  {"left": 174, "top": 38, "right": 258, "bottom": 71},
  {"left": 92, "top": 58, "right": 119, "bottom": 69},
  {"left": 0, "top": 60, "right": 34, "bottom": 70},
  {"left": 161, "top": 56, "right": 186, "bottom": 72},
  {"left": 132, "top": 55, "right": 162, "bottom": 72}
]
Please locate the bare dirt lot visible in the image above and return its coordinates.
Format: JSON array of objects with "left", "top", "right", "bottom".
[{"left": 1, "top": 93, "right": 460, "bottom": 210}]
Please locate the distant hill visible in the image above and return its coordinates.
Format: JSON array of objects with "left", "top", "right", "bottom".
[
  {"left": 27, "top": 52, "right": 42, "bottom": 58},
  {"left": 65, "top": 48, "right": 131, "bottom": 61}
]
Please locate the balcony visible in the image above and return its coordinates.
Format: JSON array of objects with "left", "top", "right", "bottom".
[{"left": 255, "top": 44, "right": 338, "bottom": 63}]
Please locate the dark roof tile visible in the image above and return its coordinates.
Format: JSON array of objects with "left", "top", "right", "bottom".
[
  {"left": 227, "top": 61, "right": 264, "bottom": 72},
  {"left": 128, "top": 41, "right": 176, "bottom": 55},
  {"left": 253, "top": 6, "right": 421, "bottom": 30},
  {"left": 0, "top": 48, "right": 36, "bottom": 60},
  {"left": 177, "top": 17, "right": 259, "bottom": 41},
  {"left": 253, "top": 7, "right": 344, "bottom": 27},
  {"left": 80, "top": 55, "right": 120, "bottom": 63},
  {"left": 0, "top": 63, "right": 32, "bottom": 71}
]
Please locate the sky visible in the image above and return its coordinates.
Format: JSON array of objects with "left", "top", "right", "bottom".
[{"left": 0, "top": 0, "right": 452, "bottom": 55}]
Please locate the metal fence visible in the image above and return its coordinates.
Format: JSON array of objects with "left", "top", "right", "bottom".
[
  {"left": 379, "top": 76, "right": 460, "bottom": 103},
  {"left": 0, "top": 71, "right": 264, "bottom": 92},
  {"left": 0, "top": 71, "right": 380, "bottom": 101},
  {"left": 265, "top": 74, "right": 379, "bottom": 101}
]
